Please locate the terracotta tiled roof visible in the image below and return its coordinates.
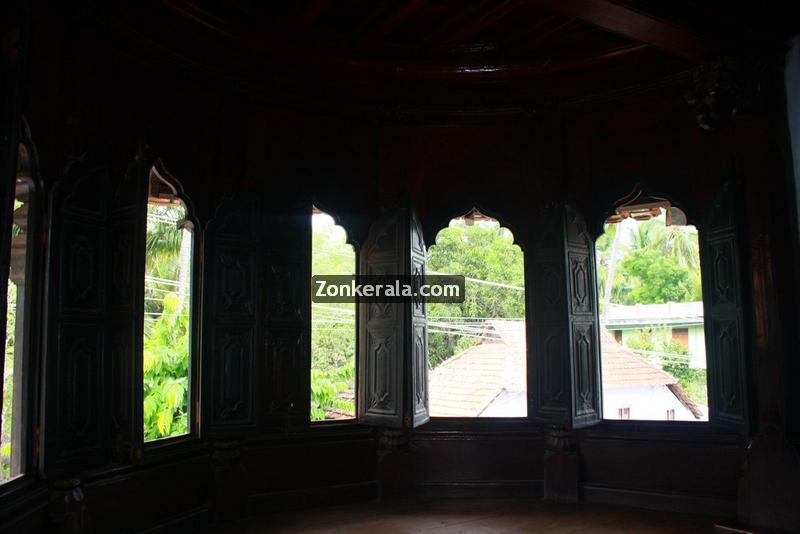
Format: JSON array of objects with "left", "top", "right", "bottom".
[
  {"left": 598, "top": 328, "right": 678, "bottom": 388},
  {"left": 429, "top": 320, "right": 525, "bottom": 417},
  {"left": 429, "top": 320, "right": 701, "bottom": 418}
]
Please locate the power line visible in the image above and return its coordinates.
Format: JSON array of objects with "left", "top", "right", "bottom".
[{"left": 427, "top": 270, "right": 524, "bottom": 291}]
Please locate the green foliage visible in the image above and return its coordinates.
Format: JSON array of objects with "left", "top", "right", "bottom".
[
  {"left": 427, "top": 221, "right": 525, "bottom": 368},
  {"left": 143, "top": 203, "right": 192, "bottom": 441},
  {"left": 596, "top": 215, "right": 702, "bottom": 307},
  {"left": 310, "top": 214, "right": 356, "bottom": 421},
  {"left": 619, "top": 331, "right": 707, "bottom": 406},
  {"left": 143, "top": 292, "right": 190, "bottom": 440},
  {"left": 663, "top": 362, "right": 708, "bottom": 406},
  {"left": 659, "top": 339, "right": 707, "bottom": 406},
  {"left": 1, "top": 282, "right": 16, "bottom": 480},
  {"left": 310, "top": 364, "right": 355, "bottom": 421},
  {"left": 621, "top": 249, "right": 695, "bottom": 304},
  {"left": 595, "top": 213, "right": 707, "bottom": 407}
]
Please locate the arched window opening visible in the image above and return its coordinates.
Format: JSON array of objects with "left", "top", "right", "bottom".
[
  {"left": 596, "top": 197, "right": 708, "bottom": 422},
  {"left": 427, "top": 209, "right": 527, "bottom": 418},
  {"left": 1, "top": 142, "right": 36, "bottom": 482},
  {"left": 310, "top": 207, "right": 356, "bottom": 421},
  {"left": 143, "top": 164, "right": 194, "bottom": 441}
]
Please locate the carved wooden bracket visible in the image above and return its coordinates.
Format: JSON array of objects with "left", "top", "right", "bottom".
[
  {"left": 684, "top": 55, "right": 764, "bottom": 131},
  {"left": 543, "top": 425, "right": 579, "bottom": 503},
  {"left": 47, "top": 478, "right": 88, "bottom": 534},
  {"left": 376, "top": 428, "right": 413, "bottom": 499},
  {"left": 210, "top": 440, "right": 247, "bottom": 522}
]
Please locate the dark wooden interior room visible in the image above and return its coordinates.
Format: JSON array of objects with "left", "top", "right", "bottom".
[{"left": 2, "top": 1, "right": 800, "bottom": 533}]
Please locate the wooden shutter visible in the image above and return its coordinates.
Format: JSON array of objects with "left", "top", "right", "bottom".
[
  {"left": 108, "top": 157, "right": 149, "bottom": 461},
  {"left": 564, "top": 205, "right": 602, "bottom": 428},
  {"left": 43, "top": 151, "right": 113, "bottom": 470},
  {"left": 408, "top": 209, "right": 430, "bottom": 427},
  {"left": 529, "top": 205, "right": 570, "bottom": 423},
  {"left": 529, "top": 204, "right": 602, "bottom": 429},
  {"left": 359, "top": 202, "right": 429, "bottom": 428},
  {"left": 701, "top": 182, "right": 751, "bottom": 433},
  {"left": 263, "top": 202, "right": 311, "bottom": 429},
  {"left": 201, "top": 193, "right": 264, "bottom": 437}
]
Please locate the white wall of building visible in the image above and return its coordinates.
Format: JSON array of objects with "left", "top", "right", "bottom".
[
  {"left": 603, "top": 385, "right": 700, "bottom": 421},
  {"left": 688, "top": 325, "right": 706, "bottom": 368}
]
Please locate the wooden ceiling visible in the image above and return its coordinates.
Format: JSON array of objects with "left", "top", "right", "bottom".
[{"left": 105, "top": 1, "right": 795, "bottom": 106}]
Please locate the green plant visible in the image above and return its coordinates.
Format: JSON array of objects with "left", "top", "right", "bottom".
[
  {"left": 310, "top": 213, "right": 357, "bottom": 420},
  {"left": 310, "top": 363, "right": 355, "bottom": 421},
  {"left": 143, "top": 293, "right": 190, "bottom": 440}
]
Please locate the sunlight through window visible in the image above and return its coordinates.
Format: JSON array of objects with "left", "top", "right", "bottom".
[
  {"left": 310, "top": 207, "right": 356, "bottom": 421},
  {"left": 596, "top": 208, "right": 708, "bottom": 422},
  {"left": 427, "top": 209, "right": 527, "bottom": 418},
  {"left": 143, "top": 166, "right": 194, "bottom": 441}
]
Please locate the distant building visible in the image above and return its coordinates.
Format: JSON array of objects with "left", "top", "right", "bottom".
[
  {"left": 604, "top": 301, "right": 705, "bottom": 369},
  {"left": 428, "top": 320, "right": 704, "bottom": 421}
]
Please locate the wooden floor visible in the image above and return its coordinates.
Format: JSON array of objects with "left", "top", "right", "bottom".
[{"left": 208, "top": 499, "right": 715, "bottom": 533}]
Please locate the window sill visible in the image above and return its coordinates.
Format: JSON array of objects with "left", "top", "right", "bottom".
[
  {"left": 579, "top": 419, "right": 744, "bottom": 444},
  {"left": 141, "top": 432, "right": 206, "bottom": 465},
  {"left": 415, "top": 417, "right": 542, "bottom": 435},
  {"left": 0, "top": 478, "right": 48, "bottom": 525},
  {"left": 310, "top": 418, "right": 359, "bottom": 428}
]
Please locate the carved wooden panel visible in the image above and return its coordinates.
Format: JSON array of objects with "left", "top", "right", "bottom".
[
  {"left": 110, "top": 323, "right": 135, "bottom": 459},
  {"left": 533, "top": 326, "right": 567, "bottom": 418},
  {"left": 409, "top": 210, "right": 429, "bottom": 427},
  {"left": 529, "top": 205, "right": 601, "bottom": 428},
  {"left": 55, "top": 325, "right": 105, "bottom": 459},
  {"left": 359, "top": 203, "right": 432, "bottom": 428},
  {"left": 364, "top": 328, "right": 401, "bottom": 417},
  {"left": 701, "top": 184, "right": 750, "bottom": 433},
  {"left": 109, "top": 158, "right": 149, "bottom": 461},
  {"left": 265, "top": 328, "right": 305, "bottom": 418},
  {"left": 411, "top": 323, "right": 429, "bottom": 426},
  {"left": 210, "top": 327, "right": 255, "bottom": 426},
  {"left": 529, "top": 206, "right": 570, "bottom": 423},
  {"left": 58, "top": 222, "right": 104, "bottom": 315},
  {"left": 571, "top": 322, "right": 600, "bottom": 422},
  {"left": 264, "top": 256, "right": 306, "bottom": 324},
  {"left": 263, "top": 204, "right": 310, "bottom": 427},
  {"left": 568, "top": 253, "right": 592, "bottom": 315},
  {"left": 215, "top": 246, "right": 256, "bottom": 317},
  {"left": 565, "top": 206, "right": 602, "bottom": 429},
  {"left": 44, "top": 153, "right": 113, "bottom": 471},
  {"left": 202, "top": 195, "right": 264, "bottom": 436}
]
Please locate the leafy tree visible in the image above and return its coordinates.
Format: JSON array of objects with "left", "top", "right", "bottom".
[
  {"left": 427, "top": 220, "right": 525, "bottom": 367},
  {"left": 621, "top": 249, "right": 695, "bottom": 304},
  {"left": 595, "top": 213, "right": 701, "bottom": 307}
]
